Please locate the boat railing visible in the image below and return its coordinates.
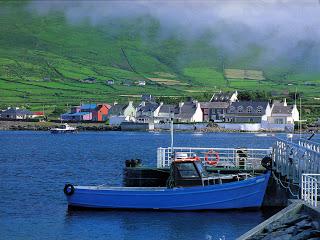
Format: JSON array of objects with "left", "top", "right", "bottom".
[
  {"left": 157, "top": 147, "right": 272, "bottom": 169},
  {"left": 301, "top": 173, "right": 320, "bottom": 207}
]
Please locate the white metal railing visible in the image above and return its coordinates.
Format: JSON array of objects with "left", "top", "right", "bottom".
[
  {"left": 299, "top": 139, "right": 320, "bottom": 153},
  {"left": 157, "top": 147, "right": 272, "bottom": 169},
  {"left": 273, "top": 139, "right": 320, "bottom": 184},
  {"left": 301, "top": 173, "right": 320, "bottom": 207}
]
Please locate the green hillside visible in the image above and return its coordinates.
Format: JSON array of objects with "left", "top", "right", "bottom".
[{"left": 0, "top": 1, "right": 319, "bottom": 114}]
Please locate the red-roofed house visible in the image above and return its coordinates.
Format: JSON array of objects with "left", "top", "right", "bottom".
[{"left": 32, "top": 111, "right": 45, "bottom": 118}]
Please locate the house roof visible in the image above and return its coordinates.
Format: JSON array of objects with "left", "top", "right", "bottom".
[
  {"left": 210, "top": 92, "right": 235, "bottom": 102},
  {"left": 227, "top": 101, "right": 268, "bottom": 116},
  {"left": 1, "top": 108, "right": 33, "bottom": 115},
  {"left": 174, "top": 103, "right": 197, "bottom": 119},
  {"left": 271, "top": 100, "right": 294, "bottom": 114},
  {"left": 200, "top": 102, "right": 230, "bottom": 109},
  {"left": 141, "top": 94, "right": 154, "bottom": 102},
  {"left": 272, "top": 105, "right": 293, "bottom": 114},
  {"left": 97, "top": 103, "right": 111, "bottom": 109},
  {"left": 80, "top": 104, "right": 97, "bottom": 110},
  {"left": 138, "top": 102, "right": 159, "bottom": 113},
  {"left": 33, "top": 111, "right": 44, "bottom": 115},
  {"left": 108, "top": 104, "right": 128, "bottom": 115},
  {"left": 159, "top": 104, "right": 175, "bottom": 114},
  {"left": 62, "top": 112, "right": 91, "bottom": 116}
]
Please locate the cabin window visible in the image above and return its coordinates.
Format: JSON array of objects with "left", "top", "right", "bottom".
[
  {"left": 195, "top": 162, "right": 208, "bottom": 178},
  {"left": 176, "top": 163, "right": 200, "bottom": 178},
  {"left": 237, "top": 106, "right": 243, "bottom": 113},
  {"left": 229, "top": 106, "right": 235, "bottom": 113},
  {"left": 247, "top": 106, "right": 253, "bottom": 113}
]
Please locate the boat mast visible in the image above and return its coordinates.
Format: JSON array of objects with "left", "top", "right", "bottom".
[{"left": 170, "top": 112, "right": 174, "bottom": 157}]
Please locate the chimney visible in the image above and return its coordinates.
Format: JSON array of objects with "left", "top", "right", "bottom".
[
  {"left": 160, "top": 102, "right": 164, "bottom": 106},
  {"left": 283, "top": 98, "right": 287, "bottom": 107},
  {"left": 113, "top": 101, "right": 118, "bottom": 106},
  {"left": 129, "top": 101, "right": 133, "bottom": 106},
  {"left": 179, "top": 102, "right": 184, "bottom": 108},
  {"left": 141, "top": 101, "right": 146, "bottom": 107}
]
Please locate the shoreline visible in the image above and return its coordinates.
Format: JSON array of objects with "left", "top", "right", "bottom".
[{"left": 0, "top": 120, "right": 317, "bottom": 133}]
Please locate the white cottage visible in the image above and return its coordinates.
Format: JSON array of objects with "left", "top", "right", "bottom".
[
  {"left": 174, "top": 101, "right": 203, "bottom": 123},
  {"left": 268, "top": 99, "right": 299, "bottom": 124}
]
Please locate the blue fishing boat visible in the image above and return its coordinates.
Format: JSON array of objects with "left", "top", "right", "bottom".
[{"left": 64, "top": 157, "right": 271, "bottom": 210}]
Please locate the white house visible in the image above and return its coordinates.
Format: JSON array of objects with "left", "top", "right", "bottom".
[
  {"left": 136, "top": 101, "right": 161, "bottom": 123},
  {"left": 108, "top": 101, "right": 136, "bottom": 126},
  {"left": 268, "top": 99, "right": 299, "bottom": 124},
  {"left": 174, "top": 101, "right": 203, "bottom": 122},
  {"left": 137, "top": 80, "right": 146, "bottom": 86}
]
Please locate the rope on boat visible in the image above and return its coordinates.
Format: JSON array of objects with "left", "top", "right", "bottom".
[{"left": 272, "top": 171, "right": 299, "bottom": 198}]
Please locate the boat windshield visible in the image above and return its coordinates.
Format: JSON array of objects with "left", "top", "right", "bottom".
[
  {"left": 195, "top": 162, "right": 208, "bottom": 178},
  {"left": 60, "top": 125, "right": 67, "bottom": 129},
  {"left": 176, "top": 162, "right": 200, "bottom": 178}
]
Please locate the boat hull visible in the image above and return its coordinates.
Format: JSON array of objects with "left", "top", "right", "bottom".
[
  {"left": 50, "top": 129, "right": 76, "bottom": 133},
  {"left": 66, "top": 172, "right": 270, "bottom": 210}
]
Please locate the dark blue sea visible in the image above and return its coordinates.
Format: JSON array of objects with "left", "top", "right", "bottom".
[{"left": 1, "top": 131, "right": 316, "bottom": 240}]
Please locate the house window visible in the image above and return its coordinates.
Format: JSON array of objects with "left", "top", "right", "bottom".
[
  {"left": 237, "top": 106, "right": 243, "bottom": 113},
  {"left": 275, "top": 118, "right": 284, "bottom": 124},
  {"left": 257, "top": 106, "right": 263, "bottom": 113},
  {"left": 247, "top": 106, "right": 253, "bottom": 113},
  {"left": 229, "top": 106, "right": 235, "bottom": 113}
]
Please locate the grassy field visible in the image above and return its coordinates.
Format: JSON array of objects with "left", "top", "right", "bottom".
[{"left": 0, "top": 1, "right": 319, "bottom": 116}]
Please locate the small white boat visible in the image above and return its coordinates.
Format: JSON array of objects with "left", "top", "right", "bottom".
[
  {"left": 255, "top": 133, "right": 275, "bottom": 137},
  {"left": 50, "top": 123, "right": 76, "bottom": 133}
]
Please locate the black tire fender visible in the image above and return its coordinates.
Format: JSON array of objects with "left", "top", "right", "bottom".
[{"left": 64, "top": 183, "right": 75, "bottom": 196}]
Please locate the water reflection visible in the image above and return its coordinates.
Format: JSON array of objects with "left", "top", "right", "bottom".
[{"left": 64, "top": 208, "right": 275, "bottom": 240}]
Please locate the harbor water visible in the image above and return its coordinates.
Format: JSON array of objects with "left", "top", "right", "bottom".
[{"left": 0, "top": 131, "right": 307, "bottom": 240}]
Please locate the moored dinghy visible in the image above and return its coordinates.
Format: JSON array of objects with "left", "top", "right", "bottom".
[{"left": 64, "top": 153, "right": 271, "bottom": 210}]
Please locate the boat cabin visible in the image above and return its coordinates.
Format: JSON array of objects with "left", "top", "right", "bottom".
[
  {"left": 172, "top": 159, "right": 208, "bottom": 187},
  {"left": 169, "top": 152, "right": 249, "bottom": 187}
]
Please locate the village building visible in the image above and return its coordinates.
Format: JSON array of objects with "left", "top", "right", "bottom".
[
  {"left": 137, "top": 80, "right": 146, "bottom": 86},
  {"left": 200, "top": 102, "right": 230, "bottom": 122},
  {"left": 108, "top": 101, "right": 136, "bottom": 126},
  {"left": 141, "top": 94, "right": 154, "bottom": 102},
  {"left": 82, "top": 77, "right": 96, "bottom": 83},
  {"left": 210, "top": 91, "right": 238, "bottom": 102},
  {"left": 200, "top": 91, "right": 237, "bottom": 122},
  {"left": 106, "top": 80, "right": 114, "bottom": 85},
  {"left": 31, "top": 111, "right": 45, "bottom": 118},
  {"left": 225, "top": 101, "right": 271, "bottom": 123},
  {"left": 267, "top": 99, "right": 299, "bottom": 124},
  {"left": 136, "top": 101, "right": 160, "bottom": 123},
  {"left": 61, "top": 103, "right": 111, "bottom": 122},
  {"left": 108, "top": 101, "right": 136, "bottom": 118},
  {"left": 92, "top": 104, "right": 111, "bottom": 121},
  {"left": 156, "top": 104, "right": 175, "bottom": 123},
  {"left": 174, "top": 101, "right": 203, "bottom": 123},
  {"left": 0, "top": 107, "right": 33, "bottom": 120}
]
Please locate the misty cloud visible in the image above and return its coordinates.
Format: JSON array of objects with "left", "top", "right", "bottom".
[{"left": 27, "top": 0, "right": 320, "bottom": 71}]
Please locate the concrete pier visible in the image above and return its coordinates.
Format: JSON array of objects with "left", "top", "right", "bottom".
[{"left": 237, "top": 200, "right": 320, "bottom": 240}]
